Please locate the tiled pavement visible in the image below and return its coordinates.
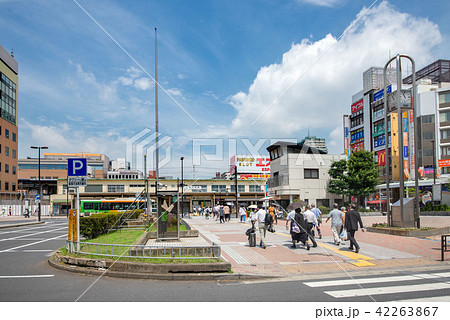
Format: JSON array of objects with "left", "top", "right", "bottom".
[{"left": 185, "top": 215, "right": 450, "bottom": 277}]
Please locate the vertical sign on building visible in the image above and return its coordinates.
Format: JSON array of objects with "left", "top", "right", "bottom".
[
  {"left": 403, "top": 112, "right": 409, "bottom": 178},
  {"left": 409, "top": 109, "right": 415, "bottom": 179},
  {"left": 391, "top": 113, "right": 400, "bottom": 181}
]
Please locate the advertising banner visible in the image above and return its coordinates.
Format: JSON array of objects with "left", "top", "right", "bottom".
[
  {"left": 351, "top": 99, "right": 363, "bottom": 114},
  {"left": 230, "top": 155, "right": 270, "bottom": 174}
]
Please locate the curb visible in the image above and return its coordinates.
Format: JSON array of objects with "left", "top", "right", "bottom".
[
  {"left": 0, "top": 221, "right": 45, "bottom": 229},
  {"left": 48, "top": 252, "right": 279, "bottom": 281}
]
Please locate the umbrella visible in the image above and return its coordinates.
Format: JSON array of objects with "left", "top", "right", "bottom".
[
  {"left": 248, "top": 204, "right": 257, "bottom": 209},
  {"left": 286, "top": 201, "right": 307, "bottom": 210}
]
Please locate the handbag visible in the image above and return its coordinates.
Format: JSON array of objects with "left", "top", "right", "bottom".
[
  {"left": 291, "top": 221, "right": 300, "bottom": 233},
  {"left": 340, "top": 229, "right": 348, "bottom": 240}
]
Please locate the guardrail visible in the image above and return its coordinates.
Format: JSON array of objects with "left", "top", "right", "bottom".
[{"left": 66, "top": 240, "right": 221, "bottom": 261}]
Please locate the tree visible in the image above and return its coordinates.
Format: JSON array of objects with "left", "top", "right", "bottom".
[
  {"left": 327, "top": 159, "right": 349, "bottom": 201},
  {"left": 346, "top": 150, "right": 379, "bottom": 206}
]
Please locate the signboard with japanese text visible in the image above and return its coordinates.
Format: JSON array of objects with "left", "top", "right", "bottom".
[
  {"left": 230, "top": 155, "right": 270, "bottom": 174},
  {"left": 68, "top": 209, "right": 77, "bottom": 242},
  {"left": 351, "top": 99, "right": 363, "bottom": 114}
]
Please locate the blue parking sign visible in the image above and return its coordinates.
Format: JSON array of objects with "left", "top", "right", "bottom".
[{"left": 68, "top": 158, "right": 87, "bottom": 176}]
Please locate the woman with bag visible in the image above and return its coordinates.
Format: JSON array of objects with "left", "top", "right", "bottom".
[{"left": 290, "top": 208, "right": 310, "bottom": 250}]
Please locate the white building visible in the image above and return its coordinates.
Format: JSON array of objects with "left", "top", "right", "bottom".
[{"left": 266, "top": 141, "right": 346, "bottom": 208}]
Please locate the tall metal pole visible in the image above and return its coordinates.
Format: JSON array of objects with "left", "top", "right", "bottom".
[
  {"left": 396, "top": 56, "right": 405, "bottom": 224},
  {"left": 383, "top": 57, "right": 396, "bottom": 226},
  {"left": 38, "top": 149, "right": 41, "bottom": 222},
  {"left": 181, "top": 157, "right": 184, "bottom": 216},
  {"left": 155, "top": 27, "right": 160, "bottom": 233}
]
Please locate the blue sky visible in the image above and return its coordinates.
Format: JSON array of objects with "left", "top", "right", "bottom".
[{"left": 1, "top": 0, "right": 450, "bottom": 178}]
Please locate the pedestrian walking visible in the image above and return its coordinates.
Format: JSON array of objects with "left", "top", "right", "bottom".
[
  {"left": 24, "top": 208, "right": 30, "bottom": 218},
  {"left": 326, "top": 203, "right": 344, "bottom": 245},
  {"left": 257, "top": 205, "right": 269, "bottom": 249},
  {"left": 289, "top": 208, "right": 310, "bottom": 250},
  {"left": 268, "top": 205, "right": 276, "bottom": 224},
  {"left": 8, "top": 206, "right": 12, "bottom": 216},
  {"left": 310, "top": 203, "right": 322, "bottom": 239},
  {"left": 250, "top": 208, "right": 257, "bottom": 229},
  {"left": 219, "top": 205, "right": 225, "bottom": 224},
  {"left": 224, "top": 204, "right": 231, "bottom": 222},
  {"left": 344, "top": 203, "right": 365, "bottom": 253},
  {"left": 239, "top": 206, "right": 247, "bottom": 222},
  {"left": 303, "top": 205, "right": 318, "bottom": 247}
]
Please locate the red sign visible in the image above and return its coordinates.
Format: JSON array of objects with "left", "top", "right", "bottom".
[
  {"left": 377, "top": 150, "right": 386, "bottom": 166},
  {"left": 439, "top": 159, "right": 450, "bottom": 167},
  {"left": 351, "top": 99, "right": 363, "bottom": 114}
]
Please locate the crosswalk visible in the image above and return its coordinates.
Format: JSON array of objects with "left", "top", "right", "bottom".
[{"left": 304, "top": 272, "right": 450, "bottom": 301}]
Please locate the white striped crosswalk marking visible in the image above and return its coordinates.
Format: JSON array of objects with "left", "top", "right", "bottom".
[
  {"left": 304, "top": 272, "right": 450, "bottom": 287},
  {"left": 325, "top": 282, "right": 450, "bottom": 298}
]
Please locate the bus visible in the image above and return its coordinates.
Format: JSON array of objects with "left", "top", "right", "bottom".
[{"left": 80, "top": 198, "right": 156, "bottom": 216}]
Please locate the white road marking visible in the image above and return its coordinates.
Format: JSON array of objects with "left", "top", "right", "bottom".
[
  {"left": 325, "top": 282, "right": 450, "bottom": 298},
  {"left": 0, "top": 226, "right": 67, "bottom": 242},
  {"left": 0, "top": 234, "right": 67, "bottom": 253},
  {"left": 304, "top": 272, "right": 450, "bottom": 287},
  {"left": 0, "top": 275, "right": 54, "bottom": 279}
]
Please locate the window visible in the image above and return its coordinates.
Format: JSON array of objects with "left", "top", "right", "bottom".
[
  {"left": 12, "top": 132, "right": 16, "bottom": 142},
  {"left": 107, "top": 185, "right": 124, "bottom": 193},
  {"left": 439, "top": 92, "right": 450, "bottom": 104},
  {"left": 422, "top": 149, "right": 434, "bottom": 157},
  {"left": 423, "top": 131, "right": 434, "bottom": 140},
  {"left": 304, "top": 168, "right": 319, "bottom": 179},
  {"left": 4, "top": 164, "right": 9, "bottom": 173},
  {"left": 441, "top": 129, "right": 450, "bottom": 140},
  {"left": 440, "top": 111, "right": 450, "bottom": 123},
  {"left": 5, "top": 129, "right": 9, "bottom": 139},
  {"left": 12, "top": 183, "right": 16, "bottom": 191},
  {"left": 269, "top": 147, "right": 281, "bottom": 161},
  {"left": 5, "top": 146, "right": 8, "bottom": 156},
  {"left": 230, "top": 185, "right": 245, "bottom": 193},
  {"left": 249, "top": 185, "right": 262, "bottom": 192},
  {"left": 441, "top": 146, "right": 450, "bottom": 156},
  {"left": 12, "top": 149, "right": 16, "bottom": 158},
  {"left": 422, "top": 115, "right": 434, "bottom": 124},
  {"left": 5, "top": 182, "right": 9, "bottom": 191},
  {"left": 85, "top": 185, "right": 103, "bottom": 193},
  {"left": 12, "top": 166, "right": 16, "bottom": 175},
  {"left": 211, "top": 185, "right": 227, "bottom": 192}
]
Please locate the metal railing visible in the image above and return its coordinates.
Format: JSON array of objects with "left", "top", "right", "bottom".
[{"left": 66, "top": 240, "right": 221, "bottom": 261}]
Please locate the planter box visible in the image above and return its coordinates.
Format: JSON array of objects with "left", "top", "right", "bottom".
[{"left": 367, "top": 226, "right": 450, "bottom": 237}]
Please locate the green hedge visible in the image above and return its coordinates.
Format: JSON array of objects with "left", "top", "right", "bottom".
[
  {"left": 80, "top": 211, "right": 141, "bottom": 239},
  {"left": 420, "top": 203, "right": 450, "bottom": 212}
]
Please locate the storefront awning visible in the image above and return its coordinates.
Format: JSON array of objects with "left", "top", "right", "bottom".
[{"left": 366, "top": 200, "right": 386, "bottom": 205}]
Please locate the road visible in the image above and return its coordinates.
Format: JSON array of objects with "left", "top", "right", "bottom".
[{"left": 1, "top": 221, "right": 450, "bottom": 305}]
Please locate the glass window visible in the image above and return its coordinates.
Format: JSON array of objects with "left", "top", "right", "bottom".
[
  {"left": 440, "top": 112, "right": 450, "bottom": 123},
  {"left": 423, "top": 131, "right": 434, "bottom": 140},
  {"left": 441, "top": 129, "right": 450, "bottom": 140},
  {"left": 5, "top": 129, "right": 9, "bottom": 139},
  {"left": 304, "top": 168, "right": 319, "bottom": 179},
  {"left": 211, "top": 185, "right": 227, "bottom": 192},
  {"left": 439, "top": 92, "right": 450, "bottom": 104},
  {"left": 249, "top": 185, "right": 263, "bottom": 192},
  {"left": 12, "top": 132, "right": 16, "bottom": 142},
  {"left": 107, "top": 185, "right": 124, "bottom": 193},
  {"left": 422, "top": 115, "right": 434, "bottom": 124}
]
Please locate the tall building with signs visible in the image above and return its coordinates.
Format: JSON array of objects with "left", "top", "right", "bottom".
[{"left": 0, "top": 44, "right": 18, "bottom": 197}]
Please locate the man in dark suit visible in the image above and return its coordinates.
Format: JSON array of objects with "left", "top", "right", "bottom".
[{"left": 344, "top": 203, "right": 365, "bottom": 253}]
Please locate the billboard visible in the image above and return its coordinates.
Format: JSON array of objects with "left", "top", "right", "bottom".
[
  {"left": 351, "top": 99, "right": 363, "bottom": 114},
  {"left": 230, "top": 155, "right": 270, "bottom": 174}
]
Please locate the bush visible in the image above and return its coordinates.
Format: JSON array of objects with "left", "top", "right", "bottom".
[
  {"left": 80, "top": 211, "right": 141, "bottom": 239},
  {"left": 319, "top": 206, "right": 330, "bottom": 215},
  {"left": 420, "top": 202, "right": 450, "bottom": 212}
]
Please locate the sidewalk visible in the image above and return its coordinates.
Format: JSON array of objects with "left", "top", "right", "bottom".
[{"left": 185, "top": 214, "right": 450, "bottom": 277}]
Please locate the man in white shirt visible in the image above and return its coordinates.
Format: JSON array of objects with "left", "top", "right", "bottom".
[
  {"left": 286, "top": 210, "right": 296, "bottom": 229},
  {"left": 326, "top": 203, "right": 344, "bottom": 245},
  {"left": 257, "top": 206, "right": 268, "bottom": 249},
  {"left": 303, "top": 205, "right": 318, "bottom": 247}
]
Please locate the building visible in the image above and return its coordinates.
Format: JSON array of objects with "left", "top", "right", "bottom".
[
  {"left": 18, "top": 152, "right": 110, "bottom": 196},
  {"left": 50, "top": 177, "right": 266, "bottom": 215},
  {"left": 0, "top": 44, "right": 18, "bottom": 198},
  {"left": 266, "top": 140, "right": 346, "bottom": 208},
  {"left": 345, "top": 59, "right": 450, "bottom": 205}
]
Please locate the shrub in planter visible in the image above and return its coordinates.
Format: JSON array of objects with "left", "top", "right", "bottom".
[{"left": 79, "top": 211, "right": 140, "bottom": 239}]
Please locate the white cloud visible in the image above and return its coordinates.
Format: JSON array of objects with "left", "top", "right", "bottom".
[
  {"left": 297, "top": 0, "right": 343, "bottom": 7},
  {"left": 133, "top": 77, "right": 153, "bottom": 90},
  {"left": 220, "top": 1, "right": 442, "bottom": 154}
]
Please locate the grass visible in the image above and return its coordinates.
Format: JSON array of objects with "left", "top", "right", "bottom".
[
  {"left": 85, "top": 229, "right": 145, "bottom": 245},
  {"left": 146, "top": 224, "right": 189, "bottom": 232}
]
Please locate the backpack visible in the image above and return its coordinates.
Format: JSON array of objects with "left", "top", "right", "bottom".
[{"left": 264, "top": 212, "right": 273, "bottom": 225}]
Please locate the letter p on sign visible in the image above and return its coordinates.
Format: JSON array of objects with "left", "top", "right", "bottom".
[{"left": 68, "top": 158, "right": 87, "bottom": 176}]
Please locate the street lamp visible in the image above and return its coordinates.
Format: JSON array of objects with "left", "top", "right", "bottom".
[
  {"left": 180, "top": 156, "right": 184, "bottom": 216},
  {"left": 30, "top": 146, "right": 48, "bottom": 221}
]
